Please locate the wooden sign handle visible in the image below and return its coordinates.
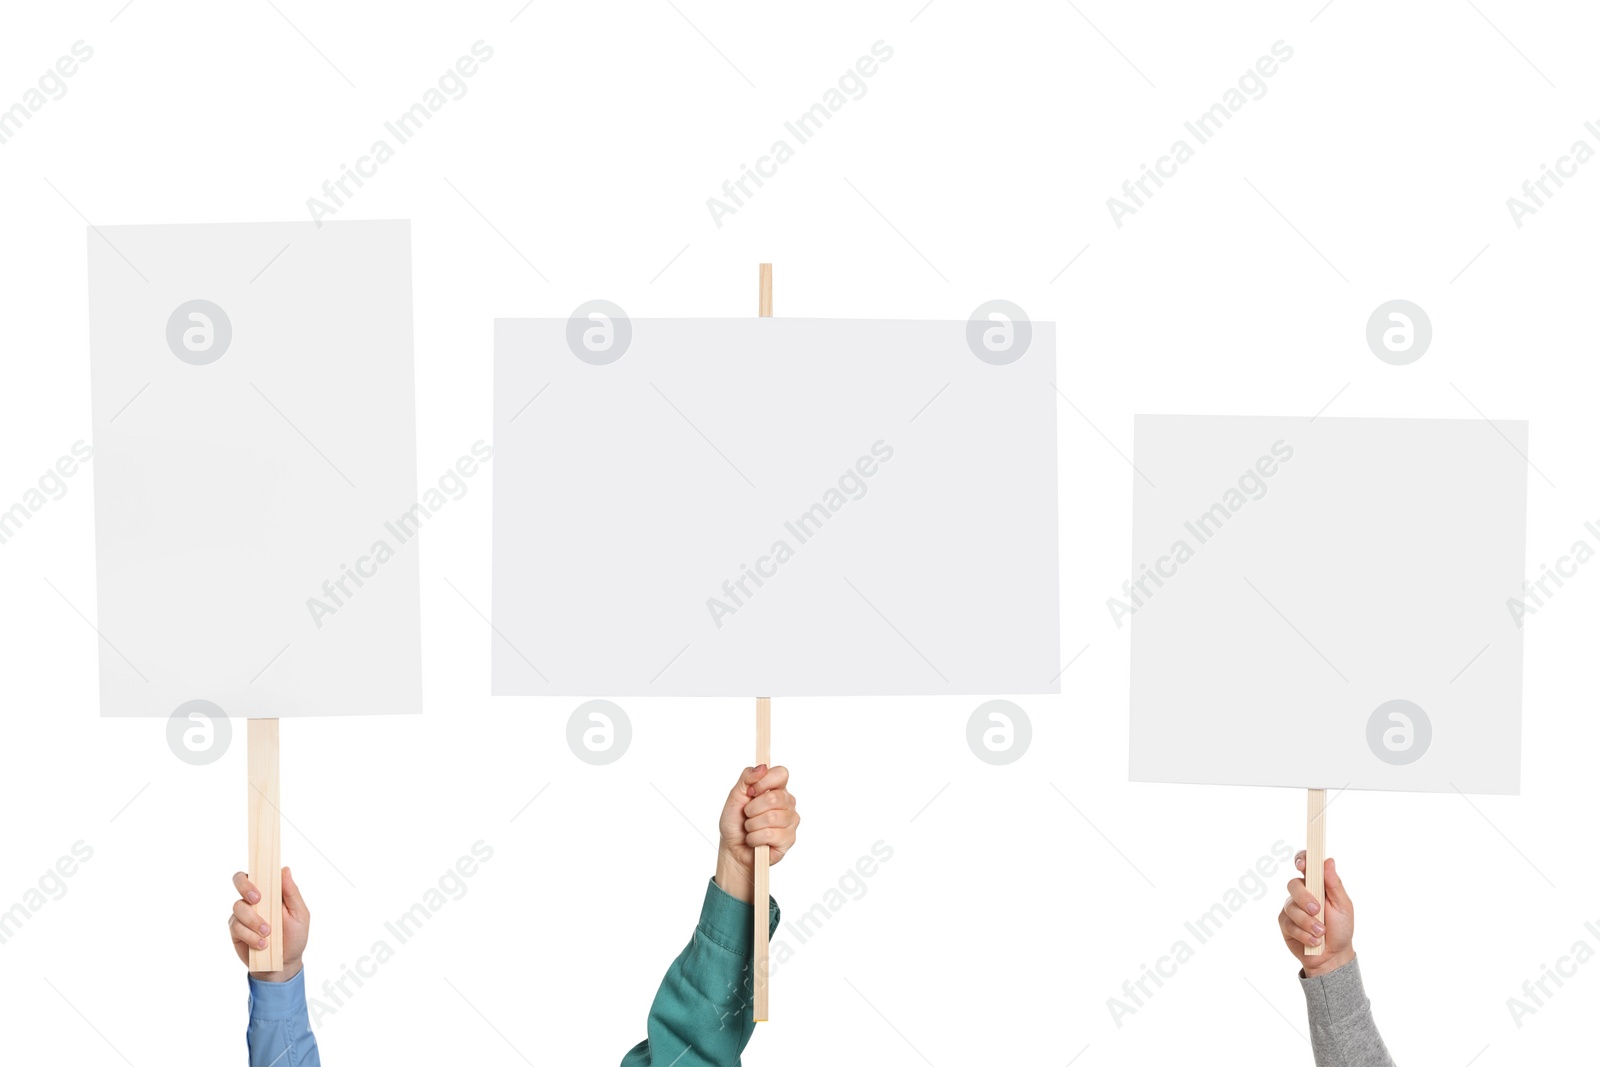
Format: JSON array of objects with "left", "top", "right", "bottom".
[
  {"left": 753, "top": 695, "right": 772, "bottom": 1021},
  {"left": 248, "top": 718, "right": 284, "bottom": 973},
  {"left": 752, "top": 262, "right": 773, "bottom": 1022},
  {"left": 1304, "top": 788, "right": 1326, "bottom": 957}
]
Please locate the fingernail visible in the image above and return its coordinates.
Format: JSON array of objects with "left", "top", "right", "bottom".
[
  {"left": 247, "top": 891, "right": 260, "bottom": 903},
  {"left": 1305, "top": 900, "right": 1319, "bottom": 914},
  {"left": 1312, "top": 922, "right": 1324, "bottom": 936},
  {"left": 257, "top": 939, "right": 266, "bottom": 949}
]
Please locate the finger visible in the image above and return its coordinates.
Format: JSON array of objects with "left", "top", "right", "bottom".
[
  {"left": 1283, "top": 900, "right": 1323, "bottom": 938},
  {"left": 1323, "top": 857, "right": 1349, "bottom": 910},
  {"left": 744, "top": 788, "right": 792, "bottom": 818},
  {"left": 1286, "top": 877, "right": 1320, "bottom": 916},
  {"left": 1280, "top": 908, "right": 1318, "bottom": 953},
  {"left": 744, "top": 806, "right": 797, "bottom": 833},
  {"left": 281, "top": 866, "right": 308, "bottom": 919},
  {"left": 1281, "top": 914, "right": 1322, "bottom": 948},
  {"left": 233, "top": 899, "right": 269, "bottom": 936},
  {"left": 233, "top": 871, "right": 260, "bottom": 905},
  {"left": 232, "top": 919, "right": 269, "bottom": 951},
  {"left": 747, "top": 824, "right": 796, "bottom": 850},
  {"left": 749, "top": 764, "right": 789, "bottom": 797},
  {"left": 1294, "top": 850, "right": 1306, "bottom": 873}
]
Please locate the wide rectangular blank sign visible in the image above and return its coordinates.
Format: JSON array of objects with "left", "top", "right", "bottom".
[
  {"left": 493, "top": 317, "right": 1060, "bottom": 697},
  {"left": 88, "top": 221, "right": 422, "bottom": 718},
  {"left": 1130, "top": 415, "right": 1527, "bottom": 794}
]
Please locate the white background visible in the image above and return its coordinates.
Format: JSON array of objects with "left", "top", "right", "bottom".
[{"left": 0, "top": 2, "right": 1595, "bottom": 1065}]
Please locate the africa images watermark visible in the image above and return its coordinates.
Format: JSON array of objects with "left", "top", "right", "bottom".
[
  {"left": 1505, "top": 119, "right": 1600, "bottom": 229},
  {"left": 1505, "top": 918, "right": 1600, "bottom": 1029},
  {"left": 309, "top": 840, "right": 495, "bottom": 1023},
  {"left": 306, "top": 41, "right": 495, "bottom": 226},
  {"left": 306, "top": 441, "right": 493, "bottom": 628},
  {"left": 706, "top": 40, "right": 895, "bottom": 229},
  {"left": 0, "top": 841, "right": 94, "bottom": 947},
  {"left": 1505, "top": 518, "right": 1600, "bottom": 627},
  {"left": 0, "top": 40, "right": 94, "bottom": 148},
  {"left": 1107, "top": 439, "right": 1294, "bottom": 628},
  {"left": 704, "top": 440, "right": 895, "bottom": 630},
  {"left": 0, "top": 441, "right": 94, "bottom": 549},
  {"left": 717, "top": 840, "right": 895, "bottom": 1031},
  {"left": 1106, "top": 40, "right": 1295, "bottom": 229},
  {"left": 1107, "top": 840, "right": 1295, "bottom": 1027}
]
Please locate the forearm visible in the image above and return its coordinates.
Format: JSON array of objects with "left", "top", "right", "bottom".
[
  {"left": 1300, "top": 956, "right": 1394, "bottom": 1067},
  {"left": 247, "top": 969, "right": 322, "bottom": 1066},
  {"left": 621, "top": 878, "right": 780, "bottom": 1067}
]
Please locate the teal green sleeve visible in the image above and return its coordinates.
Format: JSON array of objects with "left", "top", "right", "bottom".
[{"left": 621, "top": 878, "right": 780, "bottom": 1067}]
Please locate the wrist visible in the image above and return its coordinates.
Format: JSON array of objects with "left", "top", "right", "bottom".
[
  {"left": 715, "top": 848, "right": 753, "bottom": 904},
  {"left": 251, "top": 958, "right": 304, "bottom": 984},
  {"left": 1303, "top": 948, "right": 1354, "bottom": 979}
]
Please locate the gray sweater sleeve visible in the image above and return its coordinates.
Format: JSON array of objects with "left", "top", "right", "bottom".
[{"left": 1298, "top": 957, "right": 1394, "bottom": 1066}]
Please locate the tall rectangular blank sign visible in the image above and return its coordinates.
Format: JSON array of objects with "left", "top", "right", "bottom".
[
  {"left": 88, "top": 221, "right": 421, "bottom": 719},
  {"left": 1130, "top": 415, "right": 1527, "bottom": 794},
  {"left": 492, "top": 318, "right": 1060, "bottom": 696}
]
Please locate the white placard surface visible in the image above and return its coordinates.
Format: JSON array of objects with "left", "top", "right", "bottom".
[
  {"left": 493, "top": 317, "right": 1060, "bottom": 697},
  {"left": 1130, "top": 414, "right": 1528, "bottom": 794},
  {"left": 88, "top": 221, "right": 421, "bottom": 718}
]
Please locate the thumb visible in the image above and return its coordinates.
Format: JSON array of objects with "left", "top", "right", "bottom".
[
  {"left": 280, "top": 866, "right": 308, "bottom": 917},
  {"left": 1323, "top": 857, "right": 1348, "bottom": 910}
]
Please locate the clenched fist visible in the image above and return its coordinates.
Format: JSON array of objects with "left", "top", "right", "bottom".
[{"left": 715, "top": 765, "right": 799, "bottom": 904}]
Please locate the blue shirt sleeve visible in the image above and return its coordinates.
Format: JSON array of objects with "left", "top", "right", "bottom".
[{"left": 247, "top": 969, "right": 322, "bottom": 1066}]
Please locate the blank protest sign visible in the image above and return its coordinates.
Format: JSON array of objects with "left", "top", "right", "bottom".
[
  {"left": 492, "top": 317, "right": 1060, "bottom": 697},
  {"left": 88, "top": 221, "right": 421, "bottom": 718},
  {"left": 1129, "top": 415, "right": 1528, "bottom": 794}
]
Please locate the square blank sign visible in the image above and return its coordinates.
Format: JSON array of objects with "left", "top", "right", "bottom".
[
  {"left": 88, "top": 221, "right": 421, "bottom": 718},
  {"left": 1130, "top": 415, "right": 1527, "bottom": 794},
  {"left": 492, "top": 317, "right": 1060, "bottom": 697}
]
